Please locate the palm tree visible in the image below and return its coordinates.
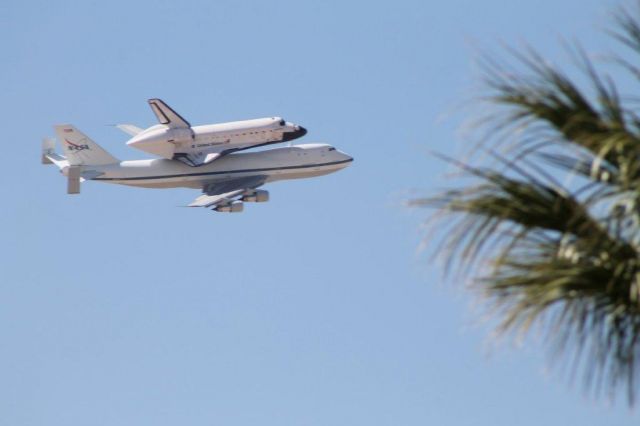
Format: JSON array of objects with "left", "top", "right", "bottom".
[{"left": 412, "top": 7, "right": 640, "bottom": 405}]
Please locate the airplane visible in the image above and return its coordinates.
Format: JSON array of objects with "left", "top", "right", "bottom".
[
  {"left": 42, "top": 101, "right": 353, "bottom": 213},
  {"left": 121, "top": 98, "right": 309, "bottom": 167}
]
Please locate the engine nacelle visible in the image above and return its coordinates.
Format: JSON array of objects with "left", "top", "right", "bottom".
[
  {"left": 242, "top": 190, "right": 269, "bottom": 203},
  {"left": 214, "top": 201, "right": 244, "bottom": 213}
]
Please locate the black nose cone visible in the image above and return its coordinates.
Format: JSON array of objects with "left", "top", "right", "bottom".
[{"left": 283, "top": 126, "right": 307, "bottom": 142}]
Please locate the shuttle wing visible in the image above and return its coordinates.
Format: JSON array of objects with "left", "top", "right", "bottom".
[
  {"left": 188, "top": 175, "right": 267, "bottom": 208},
  {"left": 148, "top": 98, "right": 191, "bottom": 128},
  {"left": 174, "top": 143, "right": 282, "bottom": 167},
  {"left": 173, "top": 151, "right": 222, "bottom": 167}
]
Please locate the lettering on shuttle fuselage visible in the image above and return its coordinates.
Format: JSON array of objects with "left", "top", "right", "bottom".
[{"left": 193, "top": 139, "right": 231, "bottom": 149}]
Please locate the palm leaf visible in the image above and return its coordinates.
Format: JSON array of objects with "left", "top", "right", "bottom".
[{"left": 417, "top": 5, "right": 640, "bottom": 405}]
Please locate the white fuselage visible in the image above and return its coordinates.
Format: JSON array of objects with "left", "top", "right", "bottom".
[
  {"left": 88, "top": 144, "right": 352, "bottom": 189},
  {"left": 126, "top": 117, "right": 306, "bottom": 160}
]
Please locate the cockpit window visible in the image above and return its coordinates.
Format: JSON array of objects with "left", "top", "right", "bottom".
[
  {"left": 328, "top": 147, "right": 336, "bottom": 151},
  {"left": 279, "top": 119, "right": 285, "bottom": 126}
]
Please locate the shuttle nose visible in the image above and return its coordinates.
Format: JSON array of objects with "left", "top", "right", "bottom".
[
  {"left": 296, "top": 126, "right": 307, "bottom": 137},
  {"left": 283, "top": 125, "right": 307, "bottom": 142}
]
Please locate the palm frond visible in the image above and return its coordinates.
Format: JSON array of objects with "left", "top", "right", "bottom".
[{"left": 417, "top": 7, "right": 640, "bottom": 405}]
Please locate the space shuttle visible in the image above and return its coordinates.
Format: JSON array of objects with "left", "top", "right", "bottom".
[{"left": 120, "top": 99, "right": 308, "bottom": 167}]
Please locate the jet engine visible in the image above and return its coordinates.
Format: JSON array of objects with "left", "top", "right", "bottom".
[
  {"left": 214, "top": 201, "right": 244, "bottom": 213},
  {"left": 242, "top": 190, "right": 269, "bottom": 203}
]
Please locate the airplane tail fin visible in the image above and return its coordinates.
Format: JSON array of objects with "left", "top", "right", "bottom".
[{"left": 54, "top": 124, "right": 119, "bottom": 166}]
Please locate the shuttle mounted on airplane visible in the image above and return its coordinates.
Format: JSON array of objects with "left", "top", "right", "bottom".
[
  {"left": 122, "top": 99, "right": 307, "bottom": 167},
  {"left": 42, "top": 99, "right": 353, "bottom": 213}
]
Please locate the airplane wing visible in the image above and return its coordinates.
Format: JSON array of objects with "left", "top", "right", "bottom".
[
  {"left": 203, "top": 175, "right": 267, "bottom": 195},
  {"left": 188, "top": 175, "right": 267, "bottom": 209},
  {"left": 116, "top": 124, "right": 144, "bottom": 136},
  {"left": 148, "top": 98, "right": 191, "bottom": 128},
  {"left": 189, "top": 189, "right": 245, "bottom": 208}
]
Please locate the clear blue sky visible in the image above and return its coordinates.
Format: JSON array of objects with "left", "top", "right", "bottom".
[{"left": 1, "top": 0, "right": 636, "bottom": 424}]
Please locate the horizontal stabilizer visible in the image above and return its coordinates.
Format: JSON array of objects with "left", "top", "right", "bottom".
[
  {"left": 41, "top": 137, "right": 56, "bottom": 164},
  {"left": 44, "top": 152, "right": 69, "bottom": 169}
]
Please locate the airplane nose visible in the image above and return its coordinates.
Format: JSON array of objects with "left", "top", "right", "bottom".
[
  {"left": 340, "top": 151, "right": 354, "bottom": 162},
  {"left": 296, "top": 126, "right": 307, "bottom": 137}
]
